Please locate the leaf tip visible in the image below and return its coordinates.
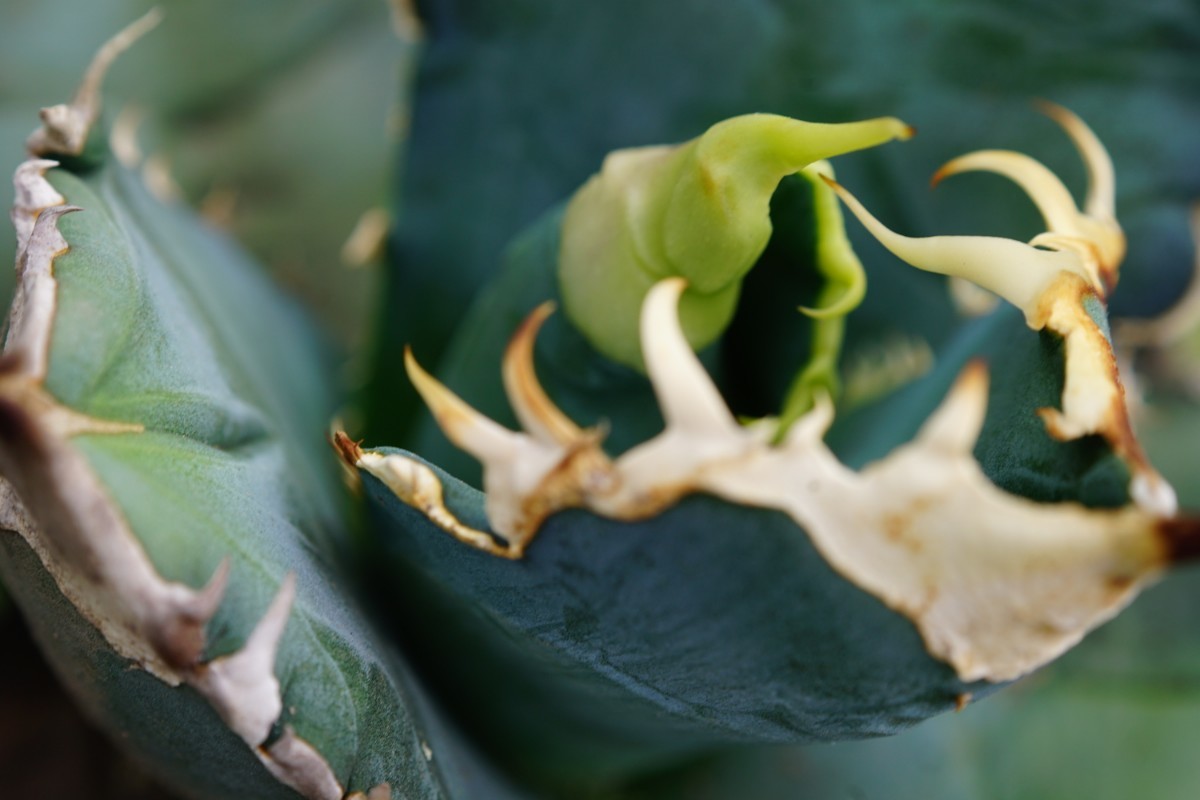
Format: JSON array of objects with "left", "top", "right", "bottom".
[
  {"left": 502, "top": 300, "right": 588, "bottom": 445},
  {"left": 26, "top": 8, "right": 164, "bottom": 157},
  {"left": 331, "top": 430, "right": 364, "bottom": 468}
]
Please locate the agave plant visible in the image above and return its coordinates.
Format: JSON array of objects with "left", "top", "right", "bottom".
[{"left": 2, "top": 2, "right": 1200, "bottom": 799}]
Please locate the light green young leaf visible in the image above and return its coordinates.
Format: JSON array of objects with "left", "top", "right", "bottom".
[{"left": 557, "top": 114, "right": 908, "bottom": 370}]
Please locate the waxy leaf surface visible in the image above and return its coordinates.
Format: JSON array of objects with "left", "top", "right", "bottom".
[{"left": 0, "top": 136, "right": 520, "bottom": 800}]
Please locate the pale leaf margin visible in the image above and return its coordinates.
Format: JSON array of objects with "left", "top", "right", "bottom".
[
  {"left": 0, "top": 151, "right": 346, "bottom": 800},
  {"left": 345, "top": 272, "right": 1200, "bottom": 685},
  {"left": 0, "top": 17, "right": 353, "bottom": 800}
]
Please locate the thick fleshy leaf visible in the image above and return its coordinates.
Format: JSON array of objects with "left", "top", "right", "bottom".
[
  {"left": 351, "top": 233, "right": 1189, "bottom": 793},
  {"left": 0, "top": 56, "right": 519, "bottom": 800}
]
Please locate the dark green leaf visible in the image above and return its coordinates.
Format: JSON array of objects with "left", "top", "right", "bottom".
[
  {"left": 359, "top": 453, "right": 977, "bottom": 791},
  {"left": 611, "top": 569, "right": 1200, "bottom": 800}
]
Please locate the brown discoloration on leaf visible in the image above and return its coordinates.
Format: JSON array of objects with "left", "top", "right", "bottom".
[
  {"left": 1030, "top": 272, "right": 1172, "bottom": 513},
  {"left": 506, "top": 431, "right": 617, "bottom": 548},
  {"left": 1155, "top": 516, "right": 1200, "bottom": 564},
  {"left": 405, "top": 332, "right": 619, "bottom": 550},
  {"left": 148, "top": 561, "right": 230, "bottom": 669},
  {"left": 1106, "top": 574, "right": 1136, "bottom": 593},
  {"left": 6, "top": 205, "right": 76, "bottom": 382},
  {"left": 359, "top": 451, "right": 521, "bottom": 559},
  {"left": 1, "top": 165, "right": 212, "bottom": 678},
  {"left": 955, "top": 692, "right": 972, "bottom": 712},
  {"left": 332, "top": 430, "right": 364, "bottom": 468},
  {"left": 1030, "top": 275, "right": 1119, "bottom": 435},
  {"left": 0, "top": 377, "right": 218, "bottom": 678},
  {"left": 880, "top": 498, "right": 934, "bottom": 555},
  {"left": 1, "top": 373, "right": 143, "bottom": 443},
  {"left": 329, "top": 428, "right": 365, "bottom": 495}
]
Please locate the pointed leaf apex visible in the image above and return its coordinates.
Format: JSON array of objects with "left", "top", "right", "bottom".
[{"left": 26, "top": 8, "right": 163, "bottom": 157}]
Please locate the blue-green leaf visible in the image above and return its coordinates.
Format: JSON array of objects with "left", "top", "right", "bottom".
[{"left": 0, "top": 36, "right": 519, "bottom": 798}]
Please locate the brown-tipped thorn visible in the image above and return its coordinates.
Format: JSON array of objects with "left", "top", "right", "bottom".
[
  {"left": 1157, "top": 516, "right": 1200, "bottom": 565},
  {"left": 930, "top": 163, "right": 952, "bottom": 189},
  {"left": 503, "top": 300, "right": 585, "bottom": 445},
  {"left": 331, "top": 430, "right": 364, "bottom": 468},
  {"left": 1031, "top": 98, "right": 1065, "bottom": 120}
]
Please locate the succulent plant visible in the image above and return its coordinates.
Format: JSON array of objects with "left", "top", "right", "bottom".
[{"left": 2, "top": 2, "right": 1200, "bottom": 799}]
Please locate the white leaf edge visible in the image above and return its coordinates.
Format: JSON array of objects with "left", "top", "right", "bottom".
[
  {"left": 0, "top": 158, "right": 346, "bottom": 799},
  {"left": 360, "top": 277, "right": 1192, "bottom": 684}
]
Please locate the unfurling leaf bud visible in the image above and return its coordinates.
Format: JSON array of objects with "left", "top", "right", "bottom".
[{"left": 558, "top": 113, "right": 912, "bottom": 369}]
